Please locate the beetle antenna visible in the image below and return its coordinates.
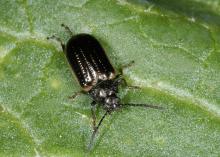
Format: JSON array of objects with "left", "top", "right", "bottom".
[
  {"left": 121, "top": 103, "right": 163, "bottom": 110},
  {"left": 88, "top": 111, "right": 108, "bottom": 151}
]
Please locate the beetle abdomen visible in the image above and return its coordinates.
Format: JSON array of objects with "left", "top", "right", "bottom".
[{"left": 65, "top": 34, "right": 115, "bottom": 91}]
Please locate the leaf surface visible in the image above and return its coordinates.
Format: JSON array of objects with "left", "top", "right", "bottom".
[{"left": 0, "top": 0, "right": 220, "bottom": 156}]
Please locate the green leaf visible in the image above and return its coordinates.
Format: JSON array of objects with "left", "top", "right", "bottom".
[{"left": 0, "top": 0, "right": 220, "bottom": 156}]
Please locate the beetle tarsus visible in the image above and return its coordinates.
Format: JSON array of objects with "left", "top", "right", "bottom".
[
  {"left": 119, "top": 60, "right": 135, "bottom": 75},
  {"left": 68, "top": 91, "right": 84, "bottom": 100},
  {"left": 47, "top": 35, "right": 65, "bottom": 51}
]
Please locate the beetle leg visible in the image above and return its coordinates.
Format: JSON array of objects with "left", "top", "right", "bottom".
[
  {"left": 47, "top": 35, "right": 65, "bottom": 51},
  {"left": 118, "top": 60, "right": 135, "bottom": 75},
  {"left": 68, "top": 90, "right": 85, "bottom": 99},
  {"left": 116, "top": 61, "right": 143, "bottom": 90},
  {"left": 122, "top": 79, "right": 141, "bottom": 90},
  {"left": 114, "top": 74, "right": 141, "bottom": 90},
  {"left": 61, "top": 23, "right": 73, "bottom": 36},
  {"left": 88, "top": 111, "right": 108, "bottom": 151},
  {"left": 126, "top": 83, "right": 141, "bottom": 90},
  {"left": 91, "top": 101, "right": 97, "bottom": 130}
]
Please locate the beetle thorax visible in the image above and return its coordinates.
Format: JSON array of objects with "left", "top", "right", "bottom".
[{"left": 89, "top": 88, "right": 121, "bottom": 111}]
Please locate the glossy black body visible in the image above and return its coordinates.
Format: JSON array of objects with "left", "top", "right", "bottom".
[
  {"left": 48, "top": 29, "right": 161, "bottom": 150},
  {"left": 65, "top": 34, "right": 115, "bottom": 92},
  {"left": 65, "top": 34, "right": 122, "bottom": 115}
]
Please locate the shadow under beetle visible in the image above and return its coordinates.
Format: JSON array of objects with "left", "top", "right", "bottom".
[{"left": 47, "top": 24, "right": 162, "bottom": 150}]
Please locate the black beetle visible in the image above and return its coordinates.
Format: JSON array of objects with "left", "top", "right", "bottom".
[{"left": 47, "top": 24, "right": 162, "bottom": 150}]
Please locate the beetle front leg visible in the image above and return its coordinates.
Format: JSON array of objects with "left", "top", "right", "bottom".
[
  {"left": 116, "top": 61, "right": 141, "bottom": 89},
  {"left": 114, "top": 74, "right": 141, "bottom": 90},
  {"left": 68, "top": 90, "right": 85, "bottom": 100},
  {"left": 118, "top": 60, "right": 135, "bottom": 75}
]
